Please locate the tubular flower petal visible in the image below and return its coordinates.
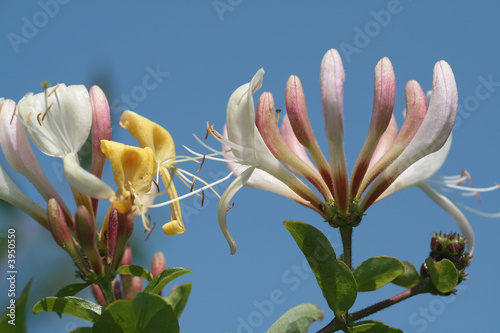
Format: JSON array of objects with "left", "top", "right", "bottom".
[
  {"left": 361, "top": 60, "right": 458, "bottom": 212},
  {"left": 0, "top": 162, "right": 48, "bottom": 228},
  {"left": 285, "top": 75, "right": 333, "bottom": 188},
  {"left": 90, "top": 85, "right": 111, "bottom": 180},
  {"left": 256, "top": 92, "right": 332, "bottom": 201},
  {"left": 280, "top": 114, "right": 317, "bottom": 172},
  {"left": 350, "top": 57, "right": 395, "bottom": 197},
  {"left": 320, "top": 49, "right": 349, "bottom": 212},
  {"left": 358, "top": 80, "right": 428, "bottom": 197}
]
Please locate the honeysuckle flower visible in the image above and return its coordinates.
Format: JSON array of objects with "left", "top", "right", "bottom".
[
  {"left": 17, "top": 83, "right": 115, "bottom": 201},
  {"left": 207, "top": 48, "right": 460, "bottom": 254},
  {"left": 0, "top": 99, "right": 73, "bottom": 227},
  {"left": 118, "top": 110, "right": 186, "bottom": 235}
]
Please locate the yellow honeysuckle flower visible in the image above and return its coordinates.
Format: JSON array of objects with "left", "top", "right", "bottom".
[
  {"left": 119, "top": 110, "right": 185, "bottom": 235},
  {"left": 100, "top": 140, "right": 155, "bottom": 217}
]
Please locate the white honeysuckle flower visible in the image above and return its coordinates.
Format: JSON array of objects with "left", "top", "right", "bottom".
[
  {"left": 17, "top": 83, "right": 114, "bottom": 200},
  {"left": 203, "top": 49, "right": 461, "bottom": 254}
]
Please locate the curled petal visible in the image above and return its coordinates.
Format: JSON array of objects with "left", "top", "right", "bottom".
[
  {"left": 17, "top": 84, "right": 92, "bottom": 157},
  {"left": 418, "top": 183, "right": 475, "bottom": 254},
  {"left": 160, "top": 166, "right": 185, "bottom": 235},
  {"left": 120, "top": 110, "right": 175, "bottom": 165},
  {"left": 361, "top": 61, "right": 457, "bottom": 211},
  {"left": 218, "top": 167, "right": 255, "bottom": 254},
  {"left": 320, "top": 49, "right": 349, "bottom": 212},
  {"left": 63, "top": 152, "right": 115, "bottom": 200},
  {"left": 350, "top": 57, "right": 395, "bottom": 196},
  {"left": 226, "top": 69, "right": 264, "bottom": 158}
]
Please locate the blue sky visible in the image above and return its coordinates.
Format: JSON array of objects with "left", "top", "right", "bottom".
[{"left": 1, "top": 1, "right": 500, "bottom": 332}]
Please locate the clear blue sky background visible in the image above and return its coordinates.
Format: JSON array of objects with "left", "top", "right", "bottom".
[{"left": 1, "top": 1, "right": 500, "bottom": 332}]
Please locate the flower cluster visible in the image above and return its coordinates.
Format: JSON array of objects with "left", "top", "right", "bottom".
[
  {"left": 205, "top": 49, "right": 496, "bottom": 254},
  {"left": 0, "top": 83, "right": 208, "bottom": 300}
]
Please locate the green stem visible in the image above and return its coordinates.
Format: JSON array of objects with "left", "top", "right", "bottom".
[
  {"left": 339, "top": 226, "right": 353, "bottom": 270},
  {"left": 317, "top": 277, "right": 431, "bottom": 332},
  {"left": 98, "top": 280, "right": 115, "bottom": 305}
]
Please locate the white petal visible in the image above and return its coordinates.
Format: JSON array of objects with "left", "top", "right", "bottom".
[
  {"left": 63, "top": 153, "right": 115, "bottom": 200},
  {"left": 218, "top": 167, "right": 255, "bottom": 254},
  {"left": 17, "top": 84, "right": 92, "bottom": 157},
  {"left": 226, "top": 69, "right": 264, "bottom": 159},
  {"left": 378, "top": 134, "right": 452, "bottom": 201},
  {"left": 0, "top": 163, "right": 48, "bottom": 228},
  {"left": 418, "top": 183, "right": 475, "bottom": 254}
]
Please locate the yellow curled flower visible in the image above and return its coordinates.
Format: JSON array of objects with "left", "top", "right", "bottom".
[
  {"left": 100, "top": 140, "right": 155, "bottom": 216},
  {"left": 119, "top": 110, "right": 185, "bottom": 235}
]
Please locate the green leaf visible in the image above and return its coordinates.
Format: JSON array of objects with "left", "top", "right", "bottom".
[
  {"left": 353, "top": 256, "right": 404, "bottom": 292},
  {"left": 33, "top": 297, "right": 102, "bottom": 323},
  {"left": 92, "top": 292, "right": 179, "bottom": 333},
  {"left": 266, "top": 303, "right": 323, "bottom": 333},
  {"left": 69, "top": 327, "right": 92, "bottom": 333},
  {"left": 164, "top": 283, "right": 192, "bottom": 319},
  {"left": 143, "top": 267, "right": 193, "bottom": 295},
  {"left": 56, "top": 283, "right": 91, "bottom": 297},
  {"left": 350, "top": 320, "right": 403, "bottom": 332},
  {"left": 425, "top": 259, "right": 459, "bottom": 294},
  {"left": 284, "top": 221, "right": 357, "bottom": 317},
  {"left": 392, "top": 261, "right": 420, "bottom": 289},
  {"left": 0, "top": 279, "right": 32, "bottom": 333},
  {"left": 116, "top": 265, "right": 153, "bottom": 282}
]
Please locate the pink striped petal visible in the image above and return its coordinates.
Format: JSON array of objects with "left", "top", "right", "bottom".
[{"left": 320, "top": 49, "right": 349, "bottom": 212}]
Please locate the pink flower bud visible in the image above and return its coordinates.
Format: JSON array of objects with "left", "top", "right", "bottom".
[
  {"left": 89, "top": 86, "right": 111, "bottom": 214},
  {"left": 48, "top": 199, "right": 89, "bottom": 274},
  {"left": 75, "top": 205, "right": 102, "bottom": 276}
]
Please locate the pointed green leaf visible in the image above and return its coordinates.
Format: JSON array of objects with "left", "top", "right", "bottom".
[
  {"left": 0, "top": 279, "right": 32, "bottom": 333},
  {"left": 33, "top": 297, "right": 102, "bottom": 322},
  {"left": 93, "top": 291, "right": 179, "bottom": 332},
  {"left": 56, "top": 283, "right": 91, "bottom": 297},
  {"left": 350, "top": 320, "right": 403, "bottom": 332},
  {"left": 164, "top": 283, "right": 192, "bottom": 319},
  {"left": 392, "top": 261, "right": 420, "bottom": 289},
  {"left": 116, "top": 264, "right": 153, "bottom": 282},
  {"left": 266, "top": 303, "right": 323, "bottom": 333},
  {"left": 353, "top": 256, "right": 404, "bottom": 292},
  {"left": 143, "top": 267, "right": 193, "bottom": 295},
  {"left": 425, "top": 259, "right": 458, "bottom": 294},
  {"left": 284, "top": 221, "right": 357, "bottom": 317}
]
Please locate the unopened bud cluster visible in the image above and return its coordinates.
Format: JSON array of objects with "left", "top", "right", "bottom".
[
  {"left": 429, "top": 231, "right": 472, "bottom": 271},
  {"left": 421, "top": 231, "right": 472, "bottom": 283}
]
